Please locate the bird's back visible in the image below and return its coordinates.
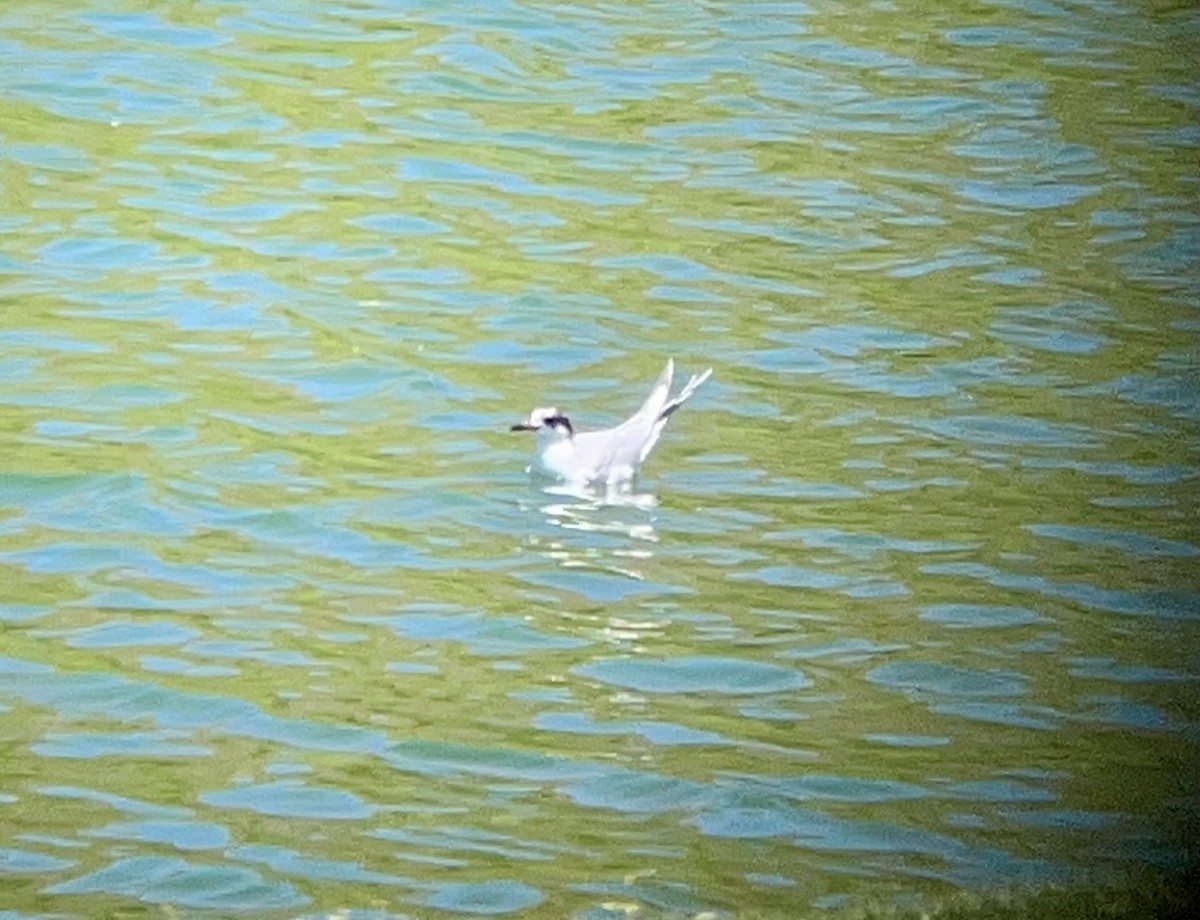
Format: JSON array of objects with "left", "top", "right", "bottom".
[{"left": 566, "top": 361, "right": 677, "bottom": 482}]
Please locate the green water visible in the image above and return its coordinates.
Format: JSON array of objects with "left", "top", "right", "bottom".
[{"left": 0, "top": 1, "right": 1196, "bottom": 917}]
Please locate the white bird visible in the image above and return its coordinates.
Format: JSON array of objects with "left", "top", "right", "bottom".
[{"left": 511, "top": 359, "right": 713, "bottom": 486}]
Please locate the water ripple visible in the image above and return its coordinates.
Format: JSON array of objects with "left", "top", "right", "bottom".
[{"left": 0, "top": 0, "right": 1195, "bottom": 915}]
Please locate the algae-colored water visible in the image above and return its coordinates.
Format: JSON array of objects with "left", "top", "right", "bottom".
[{"left": 0, "top": 1, "right": 1196, "bottom": 917}]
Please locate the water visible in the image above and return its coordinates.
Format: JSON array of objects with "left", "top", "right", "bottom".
[{"left": 1, "top": 1, "right": 1197, "bottom": 917}]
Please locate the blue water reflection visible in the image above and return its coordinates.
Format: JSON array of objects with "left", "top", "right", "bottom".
[{"left": 1, "top": 0, "right": 1197, "bottom": 916}]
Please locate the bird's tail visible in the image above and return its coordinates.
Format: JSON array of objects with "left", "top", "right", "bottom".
[
  {"left": 658, "top": 366, "right": 713, "bottom": 421},
  {"left": 635, "top": 365, "right": 713, "bottom": 465}
]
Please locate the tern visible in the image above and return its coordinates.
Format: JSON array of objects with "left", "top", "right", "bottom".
[{"left": 511, "top": 359, "right": 713, "bottom": 486}]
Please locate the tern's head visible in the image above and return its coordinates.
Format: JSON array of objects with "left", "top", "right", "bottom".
[{"left": 511, "top": 407, "right": 573, "bottom": 437}]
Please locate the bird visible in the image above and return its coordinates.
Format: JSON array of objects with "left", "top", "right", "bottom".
[{"left": 511, "top": 359, "right": 713, "bottom": 486}]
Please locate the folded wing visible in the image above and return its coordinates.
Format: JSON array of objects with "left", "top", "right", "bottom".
[{"left": 569, "top": 360, "right": 712, "bottom": 481}]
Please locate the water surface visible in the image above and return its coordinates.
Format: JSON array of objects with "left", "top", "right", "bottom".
[{"left": 1, "top": 1, "right": 1197, "bottom": 917}]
